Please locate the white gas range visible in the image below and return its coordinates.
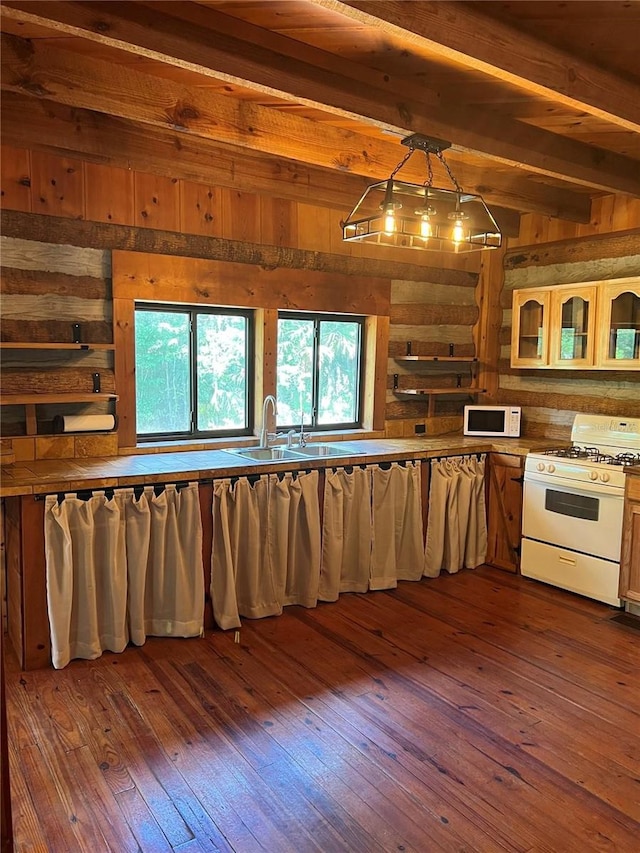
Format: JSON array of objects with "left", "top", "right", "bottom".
[{"left": 522, "top": 413, "right": 640, "bottom": 607}]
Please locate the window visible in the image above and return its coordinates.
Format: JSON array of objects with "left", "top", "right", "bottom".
[
  {"left": 135, "top": 304, "right": 253, "bottom": 440},
  {"left": 276, "top": 312, "right": 363, "bottom": 430}
]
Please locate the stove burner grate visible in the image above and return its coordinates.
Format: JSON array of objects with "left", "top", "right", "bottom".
[
  {"left": 544, "top": 445, "right": 600, "bottom": 459},
  {"left": 542, "top": 447, "right": 640, "bottom": 466},
  {"left": 612, "top": 452, "right": 640, "bottom": 467}
]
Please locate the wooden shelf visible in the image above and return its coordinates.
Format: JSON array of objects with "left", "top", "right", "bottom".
[
  {"left": 393, "top": 387, "right": 486, "bottom": 417},
  {"left": 394, "top": 388, "right": 485, "bottom": 396},
  {"left": 394, "top": 355, "right": 478, "bottom": 362},
  {"left": 1, "top": 393, "right": 118, "bottom": 436},
  {"left": 0, "top": 342, "right": 115, "bottom": 351},
  {"left": 1, "top": 393, "right": 118, "bottom": 406}
]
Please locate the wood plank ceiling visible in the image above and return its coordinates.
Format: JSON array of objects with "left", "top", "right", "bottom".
[{"left": 1, "top": 0, "right": 639, "bottom": 231}]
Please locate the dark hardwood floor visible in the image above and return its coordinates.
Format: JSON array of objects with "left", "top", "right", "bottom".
[{"left": 5, "top": 566, "right": 640, "bottom": 852}]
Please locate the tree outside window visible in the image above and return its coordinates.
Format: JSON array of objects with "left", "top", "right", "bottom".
[
  {"left": 276, "top": 312, "right": 363, "bottom": 430},
  {"left": 135, "top": 305, "right": 252, "bottom": 439}
]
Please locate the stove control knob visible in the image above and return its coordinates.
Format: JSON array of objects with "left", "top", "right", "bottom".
[
  {"left": 547, "top": 464, "right": 555, "bottom": 473},
  {"left": 600, "top": 472, "right": 610, "bottom": 483},
  {"left": 589, "top": 471, "right": 599, "bottom": 481},
  {"left": 536, "top": 462, "right": 545, "bottom": 472}
]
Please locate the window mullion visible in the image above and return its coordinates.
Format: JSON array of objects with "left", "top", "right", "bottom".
[
  {"left": 311, "top": 320, "right": 321, "bottom": 427},
  {"left": 190, "top": 312, "right": 197, "bottom": 434}
]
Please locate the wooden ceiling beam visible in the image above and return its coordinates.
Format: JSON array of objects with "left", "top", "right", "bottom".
[
  {"left": 1, "top": 0, "right": 639, "bottom": 197},
  {"left": 315, "top": 0, "right": 640, "bottom": 134},
  {"left": 0, "top": 34, "right": 587, "bottom": 222}
]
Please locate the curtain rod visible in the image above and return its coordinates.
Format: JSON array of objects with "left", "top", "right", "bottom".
[{"left": 34, "top": 481, "right": 194, "bottom": 501}]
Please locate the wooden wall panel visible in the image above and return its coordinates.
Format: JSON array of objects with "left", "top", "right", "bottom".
[
  {"left": 260, "top": 197, "right": 297, "bottom": 248},
  {"left": 220, "top": 188, "right": 261, "bottom": 243},
  {"left": 180, "top": 181, "right": 222, "bottom": 238},
  {"left": 113, "top": 251, "right": 391, "bottom": 316},
  {"left": 0, "top": 145, "right": 31, "bottom": 212},
  {"left": 296, "top": 203, "right": 335, "bottom": 253},
  {"left": 475, "top": 246, "right": 506, "bottom": 401},
  {"left": 112, "top": 297, "right": 136, "bottom": 448},
  {"left": 84, "top": 162, "right": 134, "bottom": 225},
  {"left": 133, "top": 173, "right": 180, "bottom": 232},
  {"left": 509, "top": 196, "right": 640, "bottom": 248},
  {"left": 30, "top": 151, "right": 84, "bottom": 220}
]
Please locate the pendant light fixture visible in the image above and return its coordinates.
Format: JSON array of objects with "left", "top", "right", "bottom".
[{"left": 341, "top": 134, "right": 502, "bottom": 253}]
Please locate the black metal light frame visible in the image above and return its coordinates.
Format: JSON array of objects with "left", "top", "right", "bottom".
[{"left": 341, "top": 134, "right": 502, "bottom": 253}]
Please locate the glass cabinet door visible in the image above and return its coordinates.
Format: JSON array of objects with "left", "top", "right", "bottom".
[
  {"left": 511, "top": 289, "right": 550, "bottom": 366},
  {"left": 598, "top": 279, "right": 640, "bottom": 368},
  {"left": 550, "top": 286, "right": 597, "bottom": 367}
]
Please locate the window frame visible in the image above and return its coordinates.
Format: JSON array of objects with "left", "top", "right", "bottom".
[
  {"left": 134, "top": 301, "right": 254, "bottom": 442},
  {"left": 276, "top": 310, "right": 365, "bottom": 432}
]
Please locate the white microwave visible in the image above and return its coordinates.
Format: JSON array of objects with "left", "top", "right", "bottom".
[{"left": 463, "top": 405, "right": 521, "bottom": 437}]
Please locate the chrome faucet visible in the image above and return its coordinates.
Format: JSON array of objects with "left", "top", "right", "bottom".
[
  {"left": 260, "top": 395, "right": 277, "bottom": 448},
  {"left": 298, "top": 408, "right": 308, "bottom": 447}
]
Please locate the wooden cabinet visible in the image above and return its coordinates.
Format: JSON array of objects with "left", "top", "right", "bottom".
[
  {"left": 511, "top": 277, "right": 640, "bottom": 370},
  {"left": 485, "top": 453, "right": 524, "bottom": 573},
  {"left": 0, "top": 341, "right": 117, "bottom": 436},
  {"left": 619, "top": 472, "right": 640, "bottom": 604}
]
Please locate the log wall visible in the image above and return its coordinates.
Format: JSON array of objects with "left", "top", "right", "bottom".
[
  {"left": 500, "top": 203, "right": 640, "bottom": 440},
  {"left": 0, "top": 145, "right": 483, "bottom": 457}
]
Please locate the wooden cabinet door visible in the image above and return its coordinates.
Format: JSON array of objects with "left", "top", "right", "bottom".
[
  {"left": 619, "top": 474, "right": 640, "bottom": 603},
  {"left": 596, "top": 278, "right": 640, "bottom": 370},
  {"left": 511, "top": 288, "right": 550, "bottom": 367},
  {"left": 485, "top": 453, "right": 524, "bottom": 573},
  {"left": 549, "top": 285, "right": 597, "bottom": 368}
]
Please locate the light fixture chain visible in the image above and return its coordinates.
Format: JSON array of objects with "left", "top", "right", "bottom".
[
  {"left": 424, "top": 150, "right": 434, "bottom": 187},
  {"left": 436, "top": 150, "right": 462, "bottom": 193},
  {"left": 389, "top": 147, "right": 415, "bottom": 180}
]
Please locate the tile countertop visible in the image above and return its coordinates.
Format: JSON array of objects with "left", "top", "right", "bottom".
[{"left": 0, "top": 436, "right": 556, "bottom": 498}]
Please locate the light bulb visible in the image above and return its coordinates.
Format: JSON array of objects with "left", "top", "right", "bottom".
[
  {"left": 420, "top": 215, "right": 432, "bottom": 238},
  {"left": 384, "top": 208, "right": 396, "bottom": 235},
  {"left": 452, "top": 217, "right": 465, "bottom": 244}
]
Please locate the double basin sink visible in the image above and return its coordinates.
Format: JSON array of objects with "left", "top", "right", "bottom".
[{"left": 223, "top": 443, "right": 353, "bottom": 463}]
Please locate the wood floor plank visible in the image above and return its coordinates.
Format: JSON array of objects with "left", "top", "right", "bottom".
[
  {"left": 6, "top": 740, "right": 49, "bottom": 851},
  {"left": 194, "top": 641, "right": 433, "bottom": 853},
  {"left": 332, "top": 589, "right": 640, "bottom": 753},
  {"left": 133, "top": 655, "right": 309, "bottom": 853},
  {"left": 290, "top": 597, "right": 640, "bottom": 820},
  {"left": 5, "top": 568, "right": 640, "bottom": 852},
  {"left": 237, "top": 624, "right": 538, "bottom": 852}
]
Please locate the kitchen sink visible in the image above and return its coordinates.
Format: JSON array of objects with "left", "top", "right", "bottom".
[
  {"left": 289, "top": 444, "right": 352, "bottom": 457},
  {"left": 223, "top": 447, "right": 303, "bottom": 462},
  {"left": 222, "top": 444, "right": 353, "bottom": 462}
]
